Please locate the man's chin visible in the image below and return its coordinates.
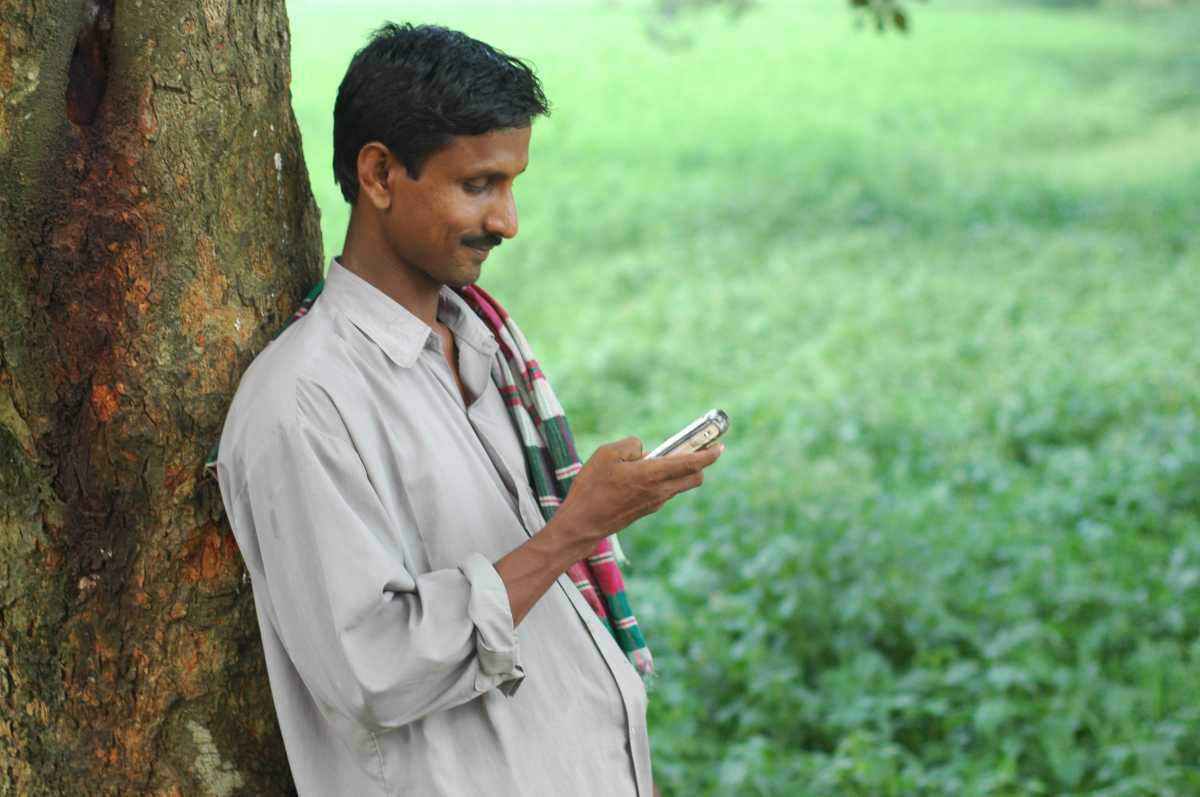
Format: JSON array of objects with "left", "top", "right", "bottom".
[
  {"left": 435, "top": 251, "right": 486, "bottom": 289},
  {"left": 443, "top": 267, "right": 480, "bottom": 290}
]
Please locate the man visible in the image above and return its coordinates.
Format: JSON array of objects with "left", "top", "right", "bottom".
[{"left": 217, "top": 22, "right": 721, "bottom": 796}]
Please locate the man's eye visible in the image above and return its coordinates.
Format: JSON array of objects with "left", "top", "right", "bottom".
[{"left": 463, "top": 180, "right": 488, "bottom": 194}]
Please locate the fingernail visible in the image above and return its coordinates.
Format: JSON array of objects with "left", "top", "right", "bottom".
[{"left": 717, "top": 444, "right": 725, "bottom": 454}]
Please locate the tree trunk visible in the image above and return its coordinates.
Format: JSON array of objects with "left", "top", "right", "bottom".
[{"left": 0, "top": 0, "right": 321, "bottom": 793}]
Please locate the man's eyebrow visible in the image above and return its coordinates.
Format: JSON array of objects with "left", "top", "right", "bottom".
[{"left": 467, "top": 165, "right": 529, "bottom": 179}]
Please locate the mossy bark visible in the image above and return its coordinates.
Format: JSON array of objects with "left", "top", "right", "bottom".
[{"left": 0, "top": 1, "right": 320, "bottom": 793}]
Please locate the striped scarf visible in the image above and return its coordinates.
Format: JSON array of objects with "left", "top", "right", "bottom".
[
  {"left": 456, "top": 284, "right": 653, "bottom": 676},
  {"left": 207, "top": 279, "right": 654, "bottom": 676}
]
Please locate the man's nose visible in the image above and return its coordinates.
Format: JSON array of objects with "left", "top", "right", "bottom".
[{"left": 482, "top": 189, "right": 518, "bottom": 240}]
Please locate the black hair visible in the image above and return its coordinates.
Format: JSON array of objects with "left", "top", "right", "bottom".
[{"left": 332, "top": 23, "right": 550, "bottom": 204}]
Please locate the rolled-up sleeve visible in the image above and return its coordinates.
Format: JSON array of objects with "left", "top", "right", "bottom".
[
  {"left": 240, "top": 419, "right": 525, "bottom": 732},
  {"left": 459, "top": 553, "right": 523, "bottom": 694}
]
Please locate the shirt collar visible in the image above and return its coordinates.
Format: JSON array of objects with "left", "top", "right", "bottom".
[
  {"left": 436, "top": 284, "right": 502, "bottom": 360},
  {"left": 321, "top": 258, "right": 498, "bottom": 368}
]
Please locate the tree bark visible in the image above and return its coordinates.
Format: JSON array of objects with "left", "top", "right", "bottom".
[{"left": 0, "top": 0, "right": 321, "bottom": 793}]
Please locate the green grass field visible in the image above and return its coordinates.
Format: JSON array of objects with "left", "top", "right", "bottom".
[{"left": 288, "top": 1, "right": 1200, "bottom": 793}]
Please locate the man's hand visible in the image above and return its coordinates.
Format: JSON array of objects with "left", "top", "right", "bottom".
[
  {"left": 495, "top": 436, "right": 723, "bottom": 626},
  {"left": 549, "top": 436, "right": 723, "bottom": 559}
]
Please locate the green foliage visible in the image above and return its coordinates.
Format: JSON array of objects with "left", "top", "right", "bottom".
[
  {"left": 288, "top": 1, "right": 1200, "bottom": 793},
  {"left": 654, "top": 0, "right": 915, "bottom": 33}
]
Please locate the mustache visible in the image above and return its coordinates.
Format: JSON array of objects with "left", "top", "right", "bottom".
[{"left": 462, "top": 233, "right": 503, "bottom": 250}]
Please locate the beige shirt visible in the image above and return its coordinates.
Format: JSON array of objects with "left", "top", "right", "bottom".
[{"left": 217, "top": 259, "right": 651, "bottom": 796}]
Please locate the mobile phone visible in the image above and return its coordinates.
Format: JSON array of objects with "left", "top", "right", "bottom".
[{"left": 645, "top": 409, "right": 730, "bottom": 459}]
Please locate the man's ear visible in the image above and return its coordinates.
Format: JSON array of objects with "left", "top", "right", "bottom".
[{"left": 356, "top": 142, "right": 396, "bottom": 211}]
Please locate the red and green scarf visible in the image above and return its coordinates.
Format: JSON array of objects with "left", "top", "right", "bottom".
[
  {"left": 208, "top": 279, "right": 654, "bottom": 675},
  {"left": 457, "top": 283, "right": 653, "bottom": 676}
]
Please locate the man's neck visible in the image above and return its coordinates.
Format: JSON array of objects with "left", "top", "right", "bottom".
[{"left": 339, "top": 212, "right": 442, "bottom": 328}]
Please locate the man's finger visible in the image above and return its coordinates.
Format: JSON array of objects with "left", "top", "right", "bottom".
[
  {"left": 659, "top": 469, "right": 706, "bottom": 502},
  {"left": 639, "top": 443, "right": 723, "bottom": 480}
]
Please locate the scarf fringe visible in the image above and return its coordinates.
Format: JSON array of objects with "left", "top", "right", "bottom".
[{"left": 628, "top": 647, "right": 655, "bottom": 678}]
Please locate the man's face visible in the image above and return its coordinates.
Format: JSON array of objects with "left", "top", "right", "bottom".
[{"left": 380, "top": 126, "right": 531, "bottom": 290}]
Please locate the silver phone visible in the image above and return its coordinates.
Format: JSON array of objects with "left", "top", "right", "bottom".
[{"left": 646, "top": 409, "right": 730, "bottom": 459}]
